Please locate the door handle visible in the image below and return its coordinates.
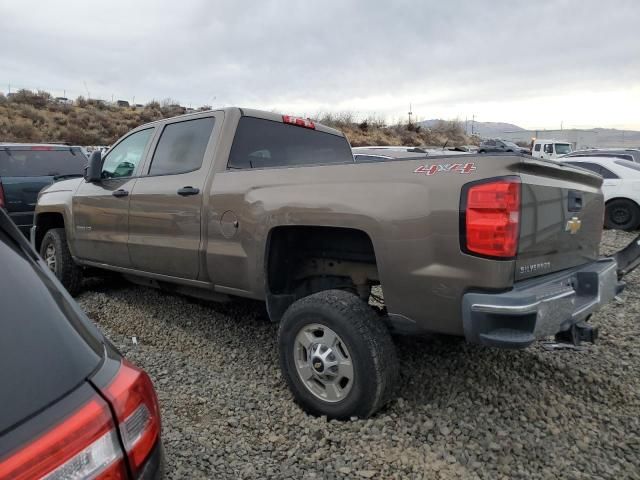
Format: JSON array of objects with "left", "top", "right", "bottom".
[
  {"left": 112, "top": 189, "right": 129, "bottom": 198},
  {"left": 177, "top": 186, "right": 200, "bottom": 196}
]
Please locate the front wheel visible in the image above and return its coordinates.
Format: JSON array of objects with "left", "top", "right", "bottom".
[
  {"left": 278, "top": 290, "right": 399, "bottom": 419},
  {"left": 40, "top": 228, "right": 83, "bottom": 296},
  {"left": 605, "top": 199, "right": 640, "bottom": 231}
]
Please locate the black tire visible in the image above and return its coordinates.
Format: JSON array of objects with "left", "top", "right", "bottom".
[
  {"left": 605, "top": 199, "right": 640, "bottom": 231},
  {"left": 40, "top": 228, "right": 83, "bottom": 296},
  {"left": 278, "top": 289, "right": 398, "bottom": 419},
  {"left": 478, "top": 149, "right": 485, "bottom": 154}
]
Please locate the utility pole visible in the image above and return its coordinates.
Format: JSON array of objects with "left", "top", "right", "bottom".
[
  {"left": 465, "top": 116, "right": 468, "bottom": 135},
  {"left": 408, "top": 103, "right": 413, "bottom": 125},
  {"left": 471, "top": 114, "right": 475, "bottom": 135}
]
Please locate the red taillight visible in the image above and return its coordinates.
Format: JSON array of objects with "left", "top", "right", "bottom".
[
  {"left": 0, "top": 398, "right": 127, "bottom": 480},
  {"left": 463, "top": 177, "right": 521, "bottom": 258},
  {"left": 30, "top": 146, "right": 54, "bottom": 151},
  {"left": 0, "top": 361, "right": 160, "bottom": 480},
  {"left": 282, "top": 115, "right": 315, "bottom": 129},
  {"left": 0, "top": 183, "right": 5, "bottom": 209},
  {"left": 104, "top": 360, "right": 161, "bottom": 476}
]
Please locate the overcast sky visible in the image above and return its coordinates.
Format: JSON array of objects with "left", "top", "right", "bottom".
[{"left": 1, "top": 0, "right": 639, "bottom": 129}]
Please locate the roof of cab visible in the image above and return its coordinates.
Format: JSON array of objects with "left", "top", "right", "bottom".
[{"left": 132, "top": 107, "right": 346, "bottom": 138}]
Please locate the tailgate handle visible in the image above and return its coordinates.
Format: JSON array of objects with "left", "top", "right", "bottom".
[{"left": 568, "top": 190, "right": 583, "bottom": 212}]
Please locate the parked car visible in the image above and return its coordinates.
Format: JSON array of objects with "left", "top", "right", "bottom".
[
  {"left": 478, "top": 139, "right": 529, "bottom": 154},
  {"left": 531, "top": 139, "right": 573, "bottom": 160},
  {"left": 33, "top": 108, "right": 636, "bottom": 419},
  {"left": 563, "top": 156, "right": 640, "bottom": 230},
  {"left": 352, "top": 146, "right": 472, "bottom": 162},
  {"left": 0, "top": 144, "right": 87, "bottom": 235},
  {"left": 0, "top": 208, "right": 163, "bottom": 479},
  {"left": 563, "top": 148, "right": 640, "bottom": 163}
]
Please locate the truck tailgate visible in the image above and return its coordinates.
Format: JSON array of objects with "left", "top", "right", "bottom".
[{"left": 516, "top": 159, "right": 604, "bottom": 281}]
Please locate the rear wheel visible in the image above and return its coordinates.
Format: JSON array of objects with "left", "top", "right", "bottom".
[
  {"left": 40, "top": 228, "right": 83, "bottom": 296},
  {"left": 278, "top": 289, "right": 398, "bottom": 419},
  {"left": 605, "top": 199, "right": 640, "bottom": 231}
]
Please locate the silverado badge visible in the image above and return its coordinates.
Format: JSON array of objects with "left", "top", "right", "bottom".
[{"left": 565, "top": 216, "right": 582, "bottom": 235}]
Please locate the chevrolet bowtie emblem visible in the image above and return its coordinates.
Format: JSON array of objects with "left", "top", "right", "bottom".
[{"left": 566, "top": 216, "right": 582, "bottom": 235}]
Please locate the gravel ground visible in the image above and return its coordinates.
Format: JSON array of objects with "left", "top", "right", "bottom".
[{"left": 77, "top": 230, "right": 640, "bottom": 479}]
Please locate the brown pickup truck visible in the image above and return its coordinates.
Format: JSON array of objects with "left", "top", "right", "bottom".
[{"left": 32, "top": 108, "right": 637, "bottom": 419}]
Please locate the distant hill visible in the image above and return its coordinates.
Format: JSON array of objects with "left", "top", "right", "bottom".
[
  {"left": 419, "top": 119, "right": 524, "bottom": 138},
  {"left": 0, "top": 89, "right": 475, "bottom": 147}
]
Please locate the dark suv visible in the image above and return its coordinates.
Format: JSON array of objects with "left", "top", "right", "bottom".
[
  {"left": 478, "top": 139, "right": 529, "bottom": 154},
  {"left": 0, "top": 144, "right": 87, "bottom": 235},
  {"left": 0, "top": 209, "right": 164, "bottom": 479}
]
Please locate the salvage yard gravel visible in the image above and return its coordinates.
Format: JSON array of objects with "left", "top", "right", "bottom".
[{"left": 77, "top": 230, "right": 640, "bottom": 479}]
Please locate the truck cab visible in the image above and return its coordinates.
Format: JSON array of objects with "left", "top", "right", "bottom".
[{"left": 531, "top": 139, "right": 573, "bottom": 160}]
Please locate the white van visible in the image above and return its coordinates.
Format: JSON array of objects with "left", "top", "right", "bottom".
[{"left": 531, "top": 139, "right": 573, "bottom": 160}]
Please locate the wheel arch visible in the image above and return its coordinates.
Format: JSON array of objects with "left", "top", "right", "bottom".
[
  {"left": 34, "top": 212, "right": 66, "bottom": 253},
  {"left": 264, "top": 225, "right": 380, "bottom": 322},
  {"left": 605, "top": 196, "right": 640, "bottom": 208}
]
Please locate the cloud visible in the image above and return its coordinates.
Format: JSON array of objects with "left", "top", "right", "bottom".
[{"left": 1, "top": 0, "right": 639, "bottom": 128}]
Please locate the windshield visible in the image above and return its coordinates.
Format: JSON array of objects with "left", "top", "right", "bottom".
[
  {"left": 0, "top": 148, "right": 87, "bottom": 177},
  {"left": 555, "top": 144, "right": 572, "bottom": 155}
]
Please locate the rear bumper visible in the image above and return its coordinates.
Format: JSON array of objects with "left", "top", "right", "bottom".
[{"left": 462, "top": 258, "right": 622, "bottom": 349}]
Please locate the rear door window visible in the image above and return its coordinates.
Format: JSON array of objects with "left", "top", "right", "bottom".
[
  {"left": 0, "top": 149, "right": 87, "bottom": 177},
  {"left": 228, "top": 117, "right": 353, "bottom": 169},
  {"left": 148, "top": 117, "right": 215, "bottom": 176},
  {"left": 534, "top": 144, "right": 541, "bottom": 152}
]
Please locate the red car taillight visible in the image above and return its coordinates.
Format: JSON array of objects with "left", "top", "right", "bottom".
[
  {"left": 104, "top": 360, "right": 161, "bottom": 476},
  {"left": 0, "top": 398, "right": 127, "bottom": 480},
  {"left": 0, "top": 361, "right": 161, "bottom": 480},
  {"left": 462, "top": 177, "right": 521, "bottom": 258}
]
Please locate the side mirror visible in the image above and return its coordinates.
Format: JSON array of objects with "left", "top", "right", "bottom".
[{"left": 84, "top": 150, "right": 102, "bottom": 182}]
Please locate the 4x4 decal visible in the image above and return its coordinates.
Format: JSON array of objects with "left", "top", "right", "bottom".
[{"left": 414, "top": 162, "right": 476, "bottom": 175}]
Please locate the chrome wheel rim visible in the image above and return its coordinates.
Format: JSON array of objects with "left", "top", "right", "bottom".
[
  {"left": 44, "top": 244, "right": 57, "bottom": 273},
  {"left": 294, "top": 323, "right": 354, "bottom": 403}
]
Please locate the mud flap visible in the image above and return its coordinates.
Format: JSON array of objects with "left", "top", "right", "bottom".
[{"left": 612, "top": 233, "right": 640, "bottom": 279}]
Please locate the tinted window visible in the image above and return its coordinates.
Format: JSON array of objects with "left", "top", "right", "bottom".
[
  {"left": 0, "top": 148, "right": 87, "bottom": 177},
  {"left": 567, "top": 162, "right": 606, "bottom": 176},
  {"left": 543, "top": 144, "right": 553, "bottom": 154},
  {"left": 228, "top": 117, "right": 353, "bottom": 169},
  {"left": 148, "top": 117, "right": 215, "bottom": 175},
  {"left": 102, "top": 128, "right": 154, "bottom": 179},
  {"left": 534, "top": 144, "right": 541, "bottom": 152},
  {"left": 599, "top": 166, "right": 618, "bottom": 179}
]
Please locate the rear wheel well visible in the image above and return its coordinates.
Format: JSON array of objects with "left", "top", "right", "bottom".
[
  {"left": 34, "top": 213, "right": 65, "bottom": 252},
  {"left": 265, "top": 226, "right": 379, "bottom": 322}
]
